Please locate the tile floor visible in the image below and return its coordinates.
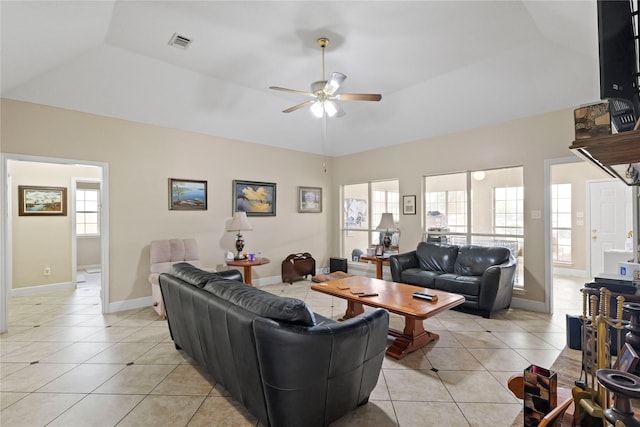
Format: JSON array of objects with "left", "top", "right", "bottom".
[{"left": 0, "top": 273, "right": 586, "bottom": 426}]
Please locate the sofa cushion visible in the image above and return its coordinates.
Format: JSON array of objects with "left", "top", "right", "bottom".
[
  {"left": 434, "top": 274, "right": 481, "bottom": 296},
  {"left": 453, "top": 246, "right": 510, "bottom": 276},
  {"left": 400, "top": 268, "right": 441, "bottom": 288},
  {"left": 170, "top": 262, "right": 220, "bottom": 288},
  {"left": 416, "top": 242, "right": 459, "bottom": 273},
  {"left": 203, "top": 280, "right": 316, "bottom": 326}
]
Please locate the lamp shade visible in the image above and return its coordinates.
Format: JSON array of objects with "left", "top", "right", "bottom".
[
  {"left": 376, "top": 213, "right": 397, "bottom": 232},
  {"left": 228, "top": 212, "right": 253, "bottom": 232}
]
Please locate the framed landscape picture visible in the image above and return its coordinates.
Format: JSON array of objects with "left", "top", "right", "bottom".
[
  {"left": 169, "top": 178, "right": 207, "bottom": 210},
  {"left": 298, "top": 186, "right": 322, "bottom": 213},
  {"left": 233, "top": 180, "right": 276, "bottom": 216},
  {"left": 18, "top": 185, "right": 67, "bottom": 216}
]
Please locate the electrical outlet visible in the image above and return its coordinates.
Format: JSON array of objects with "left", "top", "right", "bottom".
[{"left": 43, "top": 266, "right": 51, "bottom": 276}]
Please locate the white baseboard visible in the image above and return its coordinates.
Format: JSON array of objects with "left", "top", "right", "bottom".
[
  {"left": 510, "top": 296, "right": 547, "bottom": 313},
  {"left": 11, "top": 281, "right": 74, "bottom": 297},
  {"left": 108, "top": 296, "right": 152, "bottom": 313}
]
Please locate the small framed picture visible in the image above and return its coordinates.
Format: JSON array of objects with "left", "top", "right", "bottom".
[
  {"left": 169, "top": 178, "right": 207, "bottom": 210},
  {"left": 403, "top": 195, "right": 416, "bottom": 215},
  {"left": 18, "top": 186, "right": 67, "bottom": 216},
  {"left": 375, "top": 245, "right": 384, "bottom": 256},
  {"left": 614, "top": 343, "right": 640, "bottom": 372},
  {"left": 298, "top": 186, "right": 322, "bottom": 213}
]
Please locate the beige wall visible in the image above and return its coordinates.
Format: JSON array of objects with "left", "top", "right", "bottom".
[
  {"left": 2, "top": 99, "right": 333, "bottom": 304},
  {"left": 9, "top": 160, "right": 101, "bottom": 287},
  {"left": 332, "top": 109, "right": 577, "bottom": 304}
]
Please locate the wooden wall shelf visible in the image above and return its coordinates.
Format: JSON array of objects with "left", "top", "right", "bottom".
[{"left": 569, "top": 130, "right": 640, "bottom": 185}]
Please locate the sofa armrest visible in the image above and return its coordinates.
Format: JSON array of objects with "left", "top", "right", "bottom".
[
  {"left": 477, "top": 256, "right": 517, "bottom": 313},
  {"left": 389, "top": 251, "right": 418, "bottom": 282},
  {"left": 253, "top": 309, "right": 389, "bottom": 426},
  {"left": 216, "top": 269, "right": 243, "bottom": 283}
]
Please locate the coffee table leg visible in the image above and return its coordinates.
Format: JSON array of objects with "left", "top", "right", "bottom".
[
  {"left": 340, "top": 301, "right": 365, "bottom": 321},
  {"left": 386, "top": 317, "right": 439, "bottom": 360}
]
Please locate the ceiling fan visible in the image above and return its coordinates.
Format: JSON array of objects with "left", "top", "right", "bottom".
[{"left": 269, "top": 37, "right": 382, "bottom": 118}]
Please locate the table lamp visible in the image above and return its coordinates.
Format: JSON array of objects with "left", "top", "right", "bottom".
[
  {"left": 228, "top": 212, "right": 253, "bottom": 260},
  {"left": 376, "top": 213, "right": 397, "bottom": 250}
]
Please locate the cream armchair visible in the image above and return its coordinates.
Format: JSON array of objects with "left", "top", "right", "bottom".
[{"left": 149, "top": 239, "right": 204, "bottom": 318}]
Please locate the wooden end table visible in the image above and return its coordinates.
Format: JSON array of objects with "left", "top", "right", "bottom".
[
  {"left": 311, "top": 276, "right": 465, "bottom": 359},
  {"left": 225, "top": 258, "right": 270, "bottom": 286},
  {"left": 359, "top": 255, "right": 389, "bottom": 280}
]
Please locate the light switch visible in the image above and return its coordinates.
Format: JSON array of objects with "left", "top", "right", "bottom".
[
  {"left": 576, "top": 220, "right": 584, "bottom": 226},
  {"left": 531, "top": 210, "right": 542, "bottom": 219}
]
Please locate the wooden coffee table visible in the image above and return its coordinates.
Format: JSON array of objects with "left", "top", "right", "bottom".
[{"left": 311, "top": 276, "right": 465, "bottom": 359}]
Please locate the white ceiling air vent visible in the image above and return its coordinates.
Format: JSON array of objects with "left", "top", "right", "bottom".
[{"left": 168, "top": 33, "right": 192, "bottom": 50}]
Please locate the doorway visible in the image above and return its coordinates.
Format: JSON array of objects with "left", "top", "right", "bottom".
[
  {"left": 0, "top": 154, "right": 109, "bottom": 334},
  {"left": 546, "top": 157, "right": 627, "bottom": 314}
]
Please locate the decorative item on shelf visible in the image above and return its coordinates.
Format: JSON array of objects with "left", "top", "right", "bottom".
[
  {"left": 376, "top": 213, "right": 397, "bottom": 251},
  {"left": 228, "top": 212, "right": 253, "bottom": 260}
]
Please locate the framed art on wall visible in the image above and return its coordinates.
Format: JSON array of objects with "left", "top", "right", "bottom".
[
  {"left": 233, "top": 180, "right": 276, "bottom": 216},
  {"left": 169, "top": 178, "right": 207, "bottom": 210},
  {"left": 298, "top": 186, "right": 322, "bottom": 213},
  {"left": 18, "top": 186, "right": 67, "bottom": 216},
  {"left": 403, "top": 195, "right": 416, "bottom": 215}
]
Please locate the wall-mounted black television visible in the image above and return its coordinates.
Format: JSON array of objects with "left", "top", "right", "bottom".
[{"left": 597, "top": 0, "right": 640, "bottom": 129}]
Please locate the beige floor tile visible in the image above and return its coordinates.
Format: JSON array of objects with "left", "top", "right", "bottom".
[
  {"left": 47, "top": 394, "right": 145, "bottom": 427},
  {"left": 370, "top": 372, "right": 391, "bottom": 401},
  {"left": 458, "top": 402, "right": 523, "bottom": 427},
  {"left": 38, "top": 363, "right": 125, "bottom": 393},
  {"left": 384, "top": 369, "right": 452, "bottom": 402},
  {"left": 120, "top": 326, "right": 170, "bottom": 343},
  {"left": 440, "top": 318, "right": 486, "bottom": 332},
  {"left": 393, "top": 401, "right": 469, "bottom": 426},
  {"left": 134, "top": 342, "right": 189, "bottom": 364},
  {"left": 0, "top": 362, "right": 29, "bottom": 379},
  {"left": 79, "top": 326, "right": 141, "bottom": 342},
  {"left": 93, "top": 364, "right": 175, "bottom": 394},
  {"left": 424, "top": 330, "right": 463, "bottom": 348},
  {"left": 0, "top": 363, "right": 77, "bottom": 392},
  {"left": 0, "top": 391, "right": 28, "bottom": 410},
  {"left": 151, "top": 364, "right": 214, "bottom": 395},
  {"left": 1, "top": 341, "right": 70, "bottom": 362},
  {"left": 468, "top": 348, "right": 531, "bottom": 372},
  {"left": 382, "top": 349, "right": 432, "bottom": 370},
  {"left": 531, "top": 331, "right": 568, "bottom": 350},
  {"left": 117, "top": 394, "right": 205, "bottom": 427},
  {"left": 187, "top": 395, "right": 257, "bottom": 427},
  {"left": 515, "top": 348, "right": 562, "bottom": 368},
  {"left": 0, "top": 392, "right": 84, "bottom": 427},
  {"left": 438, "top": 370, "right": 519, "bottom": 403},
  {"left": 424, "top": 347, "right": 484, "bottom": 371},
  {"left": 330, "top": 400, "right": 398, "bottom": 426},
  {"left": 85, "top": 342, "right": 156, "bottom": 363},
  {"left": 40, "top": 341, "right": 113, "bottom": 363},
  {"left": 491, "top": 331, "right": 557, "bottom": 349},
  {"left": 473, "top": 318, "right": 526, "bottom": 332},
  {"left": 453, "top": 331, "right": 510, "bottom": 348}
]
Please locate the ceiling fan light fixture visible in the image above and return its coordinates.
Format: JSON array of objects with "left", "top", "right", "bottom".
[
  {"left": 310, "top": 101, "right": 324, "bottom": 118},
  {"left": 324, "top": 100, "right": 338, "bottom": 117}
]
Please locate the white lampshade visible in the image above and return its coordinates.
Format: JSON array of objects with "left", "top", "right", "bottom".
[
  {"left": 228, "top": 212, "right": 253, "bottom": 232},
  {"left": 376, "top": 213, "right": 397, "bottom": 232}
]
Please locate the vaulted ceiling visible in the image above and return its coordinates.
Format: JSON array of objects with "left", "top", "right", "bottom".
[{"left": 1, "top": 1, "right": 600, "bottom": 156}]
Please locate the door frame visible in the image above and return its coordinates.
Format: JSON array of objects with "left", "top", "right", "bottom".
[
  {"left": 71, "top": 177, "right": 103, "bottom": 288},
  {"left": 0, "top": 153, "right": 110, "bottom": 333}
]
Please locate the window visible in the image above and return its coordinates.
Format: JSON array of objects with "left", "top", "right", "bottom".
[
  {"left": 76, "top": 189, "right": 100, "bottom": 236},
  {"left": 552, "top": 184, "right": 572, "bottom": 263},
  {"left": 494, "top": 186, "right": 524, "bottom": 236},
  {"left": 424, "top": 167, "right": 524, "bottom": 287},
  {"left": 342, "top": 180, "right": 399, "bottom": 259}
]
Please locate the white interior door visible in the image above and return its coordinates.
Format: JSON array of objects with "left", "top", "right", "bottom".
[{"left": 589, "top": 180, "right": 632, "bottom": 276}]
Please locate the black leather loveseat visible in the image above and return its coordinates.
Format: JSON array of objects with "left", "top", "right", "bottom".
[
  {"left": 159, "top": 263, "right": 389, "bottom": 427},
  {"left": 390, "top": 242, "right": 517, "bottom": 318}
]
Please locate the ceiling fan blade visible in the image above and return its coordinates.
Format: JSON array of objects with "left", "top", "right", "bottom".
[
  {"left": 323, "top": 72, "right": 347, "bottom": 96},
  {"left": 335, "top": 93, "right": 382, "bottom": 102},
  {"left": 269, "top": 86, "right": 314, "bottom": 97},
  {"left": 282, "top": 100, "right": 315, "bottom": 113}
]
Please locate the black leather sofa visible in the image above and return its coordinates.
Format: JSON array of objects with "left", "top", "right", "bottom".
[
  {"left": 159, "top": 263, "right": 389, "bottom": 427},
  {"left": 390, "top": 242, "right": 517, "bottom": 318}
]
